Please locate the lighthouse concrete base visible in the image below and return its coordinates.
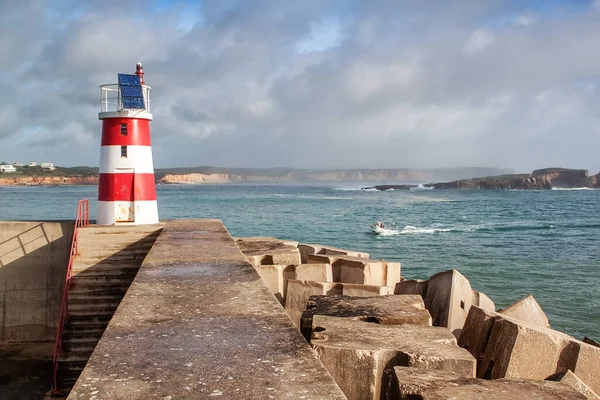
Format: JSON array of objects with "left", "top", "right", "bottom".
[{"left": 97, "top": 200, "right": 159, "bottom": 225}]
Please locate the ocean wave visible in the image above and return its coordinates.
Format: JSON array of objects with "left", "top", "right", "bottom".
[
  {"left": 385, "top": 223, "right": 558, "bottom": 235},
  {"left": 551, "top": 187, "right": 598, "bottom": 191},
  {"left": 409, "top": 184, "right": 434, "bottom": 191}
]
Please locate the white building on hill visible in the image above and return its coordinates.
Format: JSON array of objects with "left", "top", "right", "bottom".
[
  {"left": 0, "top": 165, "right": 17, "bottom": 173},
  {"left": 29, "top": 161, "right": 37, "bottom": 167},
  {"left": 41, "top": 162, "right": 55, "bottom": 170}
]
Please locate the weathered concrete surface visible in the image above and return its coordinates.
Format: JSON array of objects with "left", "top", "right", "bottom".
[
  {"left": 298, "top": 244, "right": 368, "bottom": 264},
  {"left": 341, "top": 283, "right": 393, "bottom": 297},
  {"left": 285, "top": 280, "right": 342, "bottom": 327},
  {"left": 498, "top": 294, "right": 550, "bottom": 328},
  {"left": 472, "top": 290, "right": 495, "bottom": 313},
  {"left": 0, "top": 342, "right": 54, "bottom": 400},
  {"left": 236, "top": 237, "right": 301, "bottom": 266},
  {"left": 460, "top": 306, "right": 600, "bottom": 392},
  {"left": 68, "top": 220, "right": 346, "bottom": 400},
  {"left": 573, "top": 340, "right": 600, "bottom": 395},
  {"left": 253, "top": 264, "right": 295, "bottom": 304},
  {"left": 310, "top": 315, "right": 475, "bottom": 400},
  {"left": 0, "top": 221, "right": 74, "bottom": 342},
  {"left": 307, "top": 254, "right": 400, "bottom": 286},
  {"left": 300, "top": 295, "right": 432, "bottom": 341},
  {"left": 548, "top": 370, "right": 600, "bottom": 400},
  {"left": 458, "top": 306, "right": 496, "bottom": 364},
  {"left": 394, "top": 279, "right": 428, "bottom": 298},
  {"left": 253, "top": 263, "right": 333, "bottom": 305},
  {"left": 424, "top": 269, "right": 473, "bottom": 338},
  {"left": 390, "top": 366, "right": 587, "bottom": 400}
]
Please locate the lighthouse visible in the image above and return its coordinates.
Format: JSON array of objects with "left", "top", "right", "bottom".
[{"left": 97, "top": 63, "right": 159, "bottom": 225}]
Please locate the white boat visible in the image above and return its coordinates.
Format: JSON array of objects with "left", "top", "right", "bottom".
[{"left": 371, "top": 222, "right": 399, "bottom": 235}]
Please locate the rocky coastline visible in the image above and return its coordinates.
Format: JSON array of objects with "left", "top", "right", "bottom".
[
  {"left": 0, "top": 176, "right": 98, "bottom": 186},
  {"left": 365, "top": 168, "right": 600, "bottom": 191}
]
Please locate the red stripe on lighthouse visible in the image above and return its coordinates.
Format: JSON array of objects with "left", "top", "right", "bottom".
[
  {"left": 101, "top": 119, "right": 152, "bottom": 146},
  {"left": 98, "top": 173, "right": 157, "bottom": 201}
]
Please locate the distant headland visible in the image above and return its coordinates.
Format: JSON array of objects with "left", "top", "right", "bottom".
[
  {"left": 0, "top": 165, "right": 598, "bottom": 189},
  {"left": 364, "top": 168, "right": 600, "bottom": 191}
]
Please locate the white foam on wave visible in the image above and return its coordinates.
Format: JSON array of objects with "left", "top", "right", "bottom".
[
  {"left": 551, "top": 187, "right": 597, "bottom": 191},
  {"left": 400, "top": 225, "right": 453, "bottom": 234},
  {"left": 409, "top": 184, "right": 434, "bottom": 191},
  {"left": 334, "top": 187, "right": 365, "bottom": 191},
  {"left": 360, "top": 188, "right": 379, "bottom": 192}
]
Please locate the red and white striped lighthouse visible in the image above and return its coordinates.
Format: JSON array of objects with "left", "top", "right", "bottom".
[{"left": 97, "top": 63, "right": 159, "bottom": 225}]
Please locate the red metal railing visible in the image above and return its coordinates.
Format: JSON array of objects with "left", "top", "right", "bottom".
[{"left": 52, "top": 199, "right": 90, "bottom": 394}]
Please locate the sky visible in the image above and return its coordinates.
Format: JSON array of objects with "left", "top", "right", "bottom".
[{"left": 1, "top": 0, "right": 600, "bottom": 173}]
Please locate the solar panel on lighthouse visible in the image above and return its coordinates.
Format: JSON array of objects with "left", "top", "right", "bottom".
[{"left": 118, "top": 74, "right": 145, "bottom": 110}]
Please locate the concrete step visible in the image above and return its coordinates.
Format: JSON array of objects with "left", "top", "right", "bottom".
[
  {"left": 63, "top": 342, "right": 97, "bottom": 354},
  {"left": 68, "top": 292, "right": 124, "bottom": 303},
  {"left": 70, "top": 275, "right": 134, "bottom": 285},
  {"left": 71, "top": 267, "right": 139, "bottom": 278},
  {"left": 68, "top": 301, "right": 120, "bottom": 312},
  {"left": 57, "top": 359, "right": 88, "bottom": 372},
  {"left": 68, "top": 284, "right": 130, "bottom": 295},
  {"left": 63, "top": 336, "right": 104, "bottom": 345},
  {"left": 77, "top": 224, "right": 163, "bottom": 235},
  {"left": 62, "top": 327, "right": 105, "bottom": 340},
  {"left": 65, "top": 315, "right": 112, "bottom": 327},
  {"left": 68, "top": 308, "right": 116, "bottom": 318}
]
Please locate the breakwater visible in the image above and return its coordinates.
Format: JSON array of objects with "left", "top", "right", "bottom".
[{"left": 236, "top": 236, "right": 600, "bottom": 399}]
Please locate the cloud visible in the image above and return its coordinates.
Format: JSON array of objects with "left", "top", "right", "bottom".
[{"left": 0, "top": 0, "right": 599, "bottom": 172}]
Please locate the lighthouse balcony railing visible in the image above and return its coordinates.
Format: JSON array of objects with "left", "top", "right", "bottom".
[{"left": 100, "top": 84, "right": 151, "bottom": 113}]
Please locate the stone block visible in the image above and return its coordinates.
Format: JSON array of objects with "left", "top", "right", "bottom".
[
  {"left": 394, "top": 279, "right": 429, "bottom": 298},
  {"left": 384, "top": 261, "right": 402, "bottom": 287},
  {"left": 390, "top": 366, "right": 587, "bottom": 400},
  {"left": 300, "top": 294, "right": 431, "bottom": 341},
  {"left": 472, "top": 290, "right": 495, "bottom": 313},
  {"left": 478, "top": 314, "right": 577, "bottom": 380},
  {"left": 284, "top": 280, "right": 342, "bottom": 327},
  {"left": 236, "top": 237, "right": 301, "bottom": 266},
  {"left": 458, "top": 305, "right": 497, "bottom": 363},
  {"left": 294, "top": 263, "right": 333, "bottom": 283},
  {"left": 299, "top": 243, "right": 368, "bottom": 263},
  {"left": 424, "top": 269, "right": 473, "bottom": 338},
  {"left": 548, "top": 370, "right": 600, "bottom": 400},
  {"left": 499, "top": 294, "right": 550, "bottom": 328},
  {"left": 573, "top": 340, "right": 600, "bottom": 395},
  {"left": 310, "top": 315, "right": 475, "bottom": 400},
  {"left": 342, "top": 283, "right": 393, "bottom": 297},
  {"left": 253, "top": 264, "right": 295, "bottom": 304}
]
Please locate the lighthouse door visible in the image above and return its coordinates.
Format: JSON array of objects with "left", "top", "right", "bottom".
[{"left": 114, "top": 168, "right": 135, "bottom": 223}]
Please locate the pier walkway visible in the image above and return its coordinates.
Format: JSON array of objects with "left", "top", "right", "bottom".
[{"left": 68, "top": 219, "right": 345, "bottom": 399}]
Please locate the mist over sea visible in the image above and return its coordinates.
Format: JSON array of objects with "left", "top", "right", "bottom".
[{"left": 1, "top": 184, "right": 598, "bottom": 339}]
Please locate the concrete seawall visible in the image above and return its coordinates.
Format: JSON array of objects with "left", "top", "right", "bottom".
[
  {"left": 69, "top": 220, "right": 345, "bottom": 399},
  {"left": 0, "top": 221, "right": 74, "bottom": 342}
]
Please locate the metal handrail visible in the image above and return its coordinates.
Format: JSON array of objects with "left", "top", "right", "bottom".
[
  {"left": 100, "top": 84, "right": 151, "bottom": 113},
  {"left": 52, "top": 198, "right": 90, "bottom": 394}
]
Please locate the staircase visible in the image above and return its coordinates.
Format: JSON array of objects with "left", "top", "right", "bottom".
[{"left": 54, "top": 225, "right": 162, "bottom": 395}]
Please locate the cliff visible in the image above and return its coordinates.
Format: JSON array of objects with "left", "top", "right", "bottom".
[
  {"left": 156, "top": 167, "right": 514, "bottom": 184},
  {"left": 432, "top": 168, "right": 600, "bottom": 190},
  {"left": 0, "top": 176, "right": 98, "bottom": 186}
]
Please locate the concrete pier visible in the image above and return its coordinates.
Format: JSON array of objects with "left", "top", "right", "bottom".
[{"left": 68, "top": 220, "right": 345, "bottom": 399}]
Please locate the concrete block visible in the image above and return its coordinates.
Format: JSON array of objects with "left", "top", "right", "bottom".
[
  {"left": 424, "top": 269, "right": 473, "bottom": 338},
  {"left": 472, "top": 290, "right": 495, "bottom": 313},
  {"left": 394, "top": 279, "right": 428, "bottom": 298},
  {"left": 294, "top": 263, "right": 333, "bottom": 283},
  {"left": 299, "top": 243, "right": 368, "bottom": 263},
  {"left": 458, "top": 306, "right": 497, "bottom": 363},
  {"left": 478, "top": 314, "right": 577, "bottom": 380},
  {"left": 548, "top": 370, "right": 600, "bottom": 400},
  {"left": 499, "top": 294, "right": 550, "bottom": 328},
  {"left": 310, "top": 315, "right": 475, "bottom": 400},
  {"left": 300, "top": 294, "right": 431, "bottom": 341},
  {"left": 384, "top": 261, "right": 401, "bottom": 287},
  {"left": 342, "top": 283, "right": 393, "bottom": 297},
  {"left": 253, "top": 264, "right": 295, "bottom": 305},
  {"left": 583, "top": 337, "right": 600, "bottom": 347},
  {"left": 284, "top": 280, "right": 342, "bottom": 327},
  {"left": 573, "top": 340, "right": 600, "bottom": 395},
  {"left": 390, "top": 366, "right": 587, "bottom": 400},
  {"left": 236, "top": 237, "right": 301, "bottom": 266}
]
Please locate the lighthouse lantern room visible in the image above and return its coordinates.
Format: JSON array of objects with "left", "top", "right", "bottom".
[{"left": 97, "top": 63, "right": 159, "bottom": 225}]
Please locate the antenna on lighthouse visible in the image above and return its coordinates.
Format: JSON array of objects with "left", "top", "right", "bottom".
[{"left": 135, "top": 62, "right": 145, "bottom": 85}]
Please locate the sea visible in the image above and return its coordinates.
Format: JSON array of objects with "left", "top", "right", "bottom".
[{"left": 1, "top": 183, "right": 598, "bottom": 339}]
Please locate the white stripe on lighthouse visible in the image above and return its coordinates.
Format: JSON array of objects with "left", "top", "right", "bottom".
[
  {"left": 99, "top": 145, "right": 155, "bottom": 174},
  {"left": 97, "top": 200, "right": 159, "bottom": 225}
]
